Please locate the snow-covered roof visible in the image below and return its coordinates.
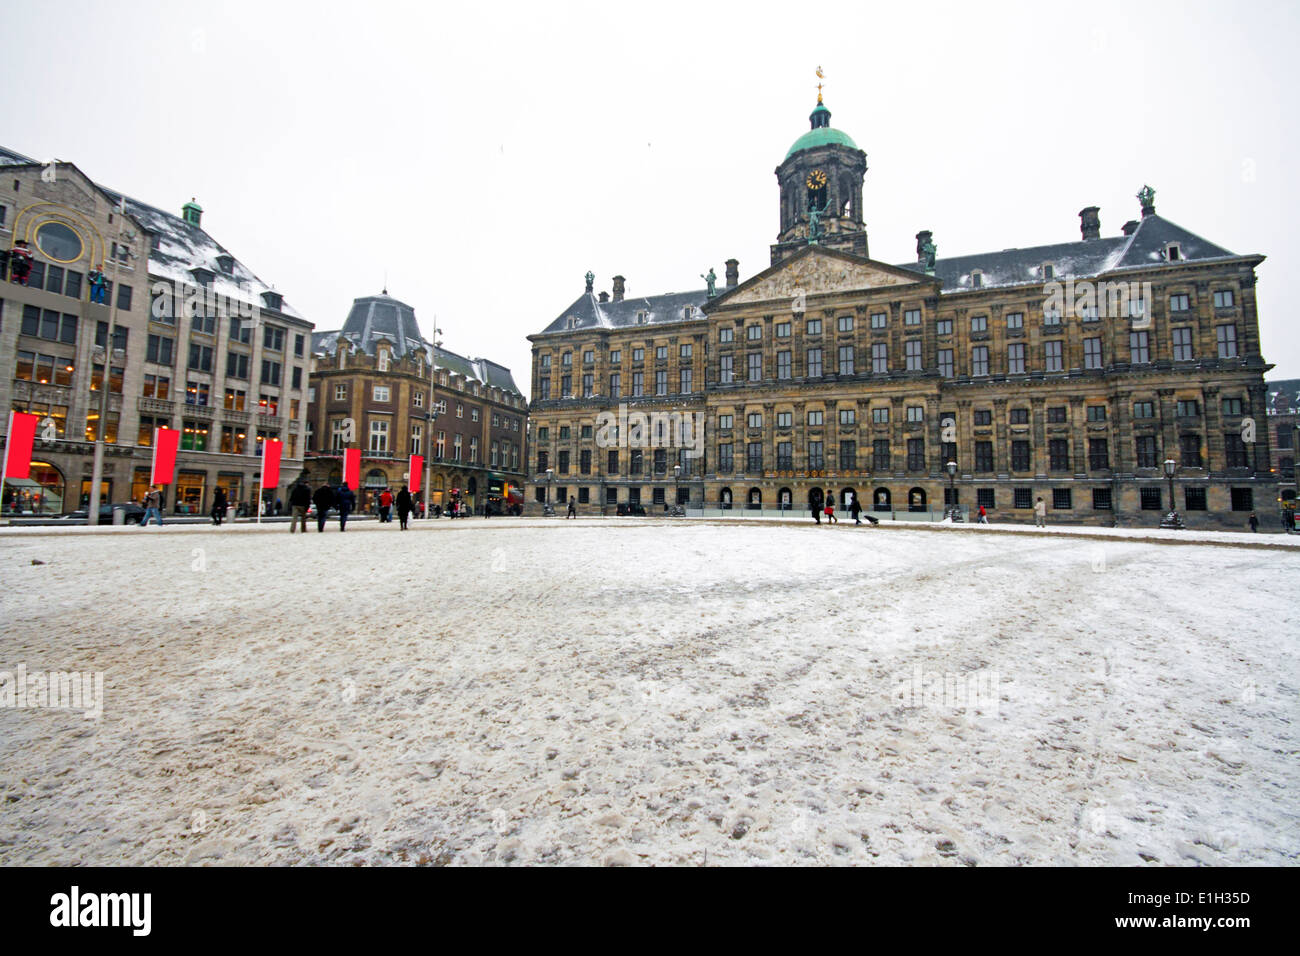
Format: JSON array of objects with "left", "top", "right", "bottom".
[
  {"left": 1265, "top": 379, "right": 1300, "bottom": 416},
  {"left": 538, "top": 288, "right": 710, "bottom": 336},
  {"left": 1, "top": 143, "right": 304, "bottom": 321}
]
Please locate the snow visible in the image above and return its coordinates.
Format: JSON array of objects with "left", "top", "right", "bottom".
[{"left": 1, "top": 519, "right": 1297, "bottom": 866}]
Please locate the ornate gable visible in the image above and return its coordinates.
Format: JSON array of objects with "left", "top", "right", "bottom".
[{"left": 721, "top": 247, "right": 932, "bottom": 307}]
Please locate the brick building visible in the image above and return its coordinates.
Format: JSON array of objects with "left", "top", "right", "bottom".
[
  {"left": 525, "top": 95, "right": 1277, "bottom": 528},
  {"left": 304, "top": 292, "right": 526, "bottom": 513},
  {"left": 0, "top": 145, "right": 313, "bottom": 516}
]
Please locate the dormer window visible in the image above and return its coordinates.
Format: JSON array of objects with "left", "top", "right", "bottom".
[
  {"left": 1165, "top": 242, "right": 1182, "bottom": 261},
  {"left": 377, "top": 348, "right": 390, "bottom": 372},
  {"left": 565, "top": 315, "right": 579, "bottom": 330},
  {"left": 261, "top": 290, "right": 283, "bottom": 311},
  {"left": 190, "top": 267, "right": 214, "bottom": 288},
  {"left": 216, "top": 254, "right": 234, "bottom": 275},
  {"left": 1042, "top": 263, "right": 1055, "bottom": 280},
  {"left": 636, "top": 310, "right": 648, "bottom": 324},
  {"left": 971, "top": 269, "right": 983, "bottom": 288}
]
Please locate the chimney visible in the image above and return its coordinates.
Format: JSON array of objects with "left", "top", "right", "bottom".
[
  {"left": 725, "top": 258, "right": 739, "bottom": 289},
  {"left": 612, "top": 275, "right": 626, "bottom": 302},
  {"left": 1078, "top": 206, "right": 1101, "bottom": 241},
  {"left": 598, "top": 291, "right": 610, "bottom": 303},
  {"left": 915, "top": 230, "right": 934, "bottom": 262},
  {"left": 1122, "top": 220, "right": 1139, "bottom": 237}
]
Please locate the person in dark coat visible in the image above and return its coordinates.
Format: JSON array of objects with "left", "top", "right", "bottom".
[
  {"left": 395, "top": 486, "right": 414, "bottom": 530},
  {"left": 336, "top": 483, "right": 356, "bottom": 531},
  {"left": 849, "top": 493, "right": 862, "bottom": 525},
  {"left": 211, "top": 486, "right": 228, "bottom": 526},
  {"left": 1248, "top": 512, "right": 1259, "bottom": 533},
  {"left": 312, "top": 483, "right": 335, "bottom": 533},
  {"left": 288, "top": 481, "right": 312, "bottom": 533},
  {"left": 810, "top": 498, "right": 821, "bottom": 524}
]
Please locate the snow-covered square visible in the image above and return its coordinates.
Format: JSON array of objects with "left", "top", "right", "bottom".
[{"left": 1, "top": 519, "right": 1297, "bottom": 866}]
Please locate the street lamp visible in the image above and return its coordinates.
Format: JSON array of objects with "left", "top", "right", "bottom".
[
  {"left": 542, "top": 467, "right": 555, "bottom": 516},
  {"left": 423, "top": 328, "right": 442, "bottom": 519},
  {"left": 672, "top": 463, "right": 684, "bottom": 517},
  {"left": 1160, "top": 458, "right": 1184, "bottom": 529},
  {"left": 945, "top": 460, "right": 961, "bottom": 522}
]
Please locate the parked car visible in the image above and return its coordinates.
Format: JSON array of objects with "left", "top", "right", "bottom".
[
  {"left": 615, "top": 502, "right": 647, "bottom": 516},
  {"left": 58, "top": 502, "right": 145, "bottom": 524}
]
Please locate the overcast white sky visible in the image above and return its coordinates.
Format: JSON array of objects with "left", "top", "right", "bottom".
[{"left": 4, "top": 0, "right": 1298, "bottom": 393}]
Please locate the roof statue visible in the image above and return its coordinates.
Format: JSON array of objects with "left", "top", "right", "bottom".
[
  {"left": 700, "top": 268, "right": 717, "bottom": 297},
  {"left": 807, "top": 197, "right": 830, "bottom": 244}
]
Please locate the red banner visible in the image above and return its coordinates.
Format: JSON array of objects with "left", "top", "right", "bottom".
[
  {"left": 261, "top": 439, "right": 283, "bottom": 490},
  {"left": 342, "top": 447, "right": 361, "bottom": 489},
  {"left": 3, "top": 411, "right": 39, "bottom": 479},
  {"left": 408, "top": 455, "right": 423, "bottom": 495},
  {"left": 151, "top": 426, "right": 180, "bottom": 485}
]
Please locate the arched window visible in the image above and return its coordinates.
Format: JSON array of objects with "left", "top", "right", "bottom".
[
  {"left": 808, "top": 487, "right": 824, "bottom": 510},
  {"left": 840, "top": 486, "right": 857, "bottom": 510},
  {"left": 719, "top": 487, "right": 732, "bottom": 509},
  {"left": 3, "top": 461, "right": 65, "bottom": 514},
  {"left": 747, "top": 487, "right": 762, "bottom": 509},
  {"left": 873, "top": 487, "right": 892, "bottom": 512},
  {"left": 777, "top": 486, "right": 793, "bottom": 510},
  {"left": 908, "top": 487, "right": 928, "bottom": 512}
]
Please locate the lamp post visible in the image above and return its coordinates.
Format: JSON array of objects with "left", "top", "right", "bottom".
[
  {"left": 423, "top": 328, "right": 441, "bottom": 518},
  {"left": 1160, "top": 458, "right": 1184, "bottom": 529},
  {"left": 945, "top": 459, "right": 960, "bottom": 522},
  {"left": 87, "top": 219, "right": 130, "bottom": 525},
  {"left": 672, "top": 463, "right": 684, "bottom": 516},
  {"left": 542, "top": 467, "right": 555, "bottom": 516}
]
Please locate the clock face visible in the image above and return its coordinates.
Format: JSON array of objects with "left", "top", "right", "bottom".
[{"left": 806, "top": 169, "right": 828, "bottom": 190}]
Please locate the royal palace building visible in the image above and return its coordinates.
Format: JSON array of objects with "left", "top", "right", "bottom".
[
  {"left": 0, "top": 145, "right": 314, "bottom": 516},
  {"left": 526, "top": 95, "right": 1277, "bottom": 528},
  {"left": 304, "top": 292, "right": 527, "bottom": 514}
]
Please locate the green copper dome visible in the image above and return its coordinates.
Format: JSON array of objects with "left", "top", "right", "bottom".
[{"left": 785, "top": 99, "right": 858, "bottom": 160}]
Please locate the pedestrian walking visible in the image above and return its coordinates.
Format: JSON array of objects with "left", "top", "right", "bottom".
[
  {"left": 849, "top": 493, "right": 862, "bottom": 525},
  {"left": 1249, "top": 512, "right": 1259, "bottom": 533},
  {"left": 824, "top": 498, "right": 837, "bottom": 524},
  {"left": 336, "top": 483, "right": 356, "bottom": 531},
  {"left": 139, "top": 485, "right": 163, "bottom": 528},
  {"left": 312, "top": 482, "right": 335, "bottom": 533},
  {"left": 211, "top": 486, "right": 228, "bottom": 526},
  {"left": 396, "top": 486, "right": 414, "bottom": 530},
  {"left": 811, "top": 498, "right": 821, "bottom": 524},
  {"left": 1034, "top": 496, "right": 1046, "bottom": 528},
  {"left": 566, "top": 497, "right": 577, "bottom": 519},
  {"left": 288, "top": 480, "right": 311, "bottom": 533},
  {"left": 978, "top": 504, "right": 989, "bottom": 524},
  {"left": 379, "top": 487, "right": 394, "bottom": 524}
]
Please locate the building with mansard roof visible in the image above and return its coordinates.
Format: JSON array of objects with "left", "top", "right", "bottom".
[
  {"left": 304, "top": 291, "right": 527, "bottom": 514},
  {"left": 0, "top": 144, "right": 313, "bottom": 516},
  {"left": 525, "top": 94, "right": 1277, "bottom": 528}
]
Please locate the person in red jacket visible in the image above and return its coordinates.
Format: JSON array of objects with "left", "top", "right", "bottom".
[{"left": 379, "top": 487, "right": 394, "bottom": 523}]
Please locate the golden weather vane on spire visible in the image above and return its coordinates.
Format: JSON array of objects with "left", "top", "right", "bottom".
[{"left": 816, "top": 65, "right": 825, "bottom": 103}]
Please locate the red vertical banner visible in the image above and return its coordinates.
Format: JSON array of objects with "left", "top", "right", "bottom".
[
  {"left": 408, "top": 455, "right": 423, "bottom": 495},
  {"left": 151, "top": 426, "right": 180, "bottom": 485},
  {"left": 3, "top": 411, "right": 40, "bottom": 479},
  {"left": 343, "top": 447, "right": 361, "bottom": 489},
  {"left": 262, "top": 439, "right": 283, "bottom": 489}
]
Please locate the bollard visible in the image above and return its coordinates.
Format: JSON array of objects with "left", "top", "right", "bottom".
[{"left": 112, "top": 506, "right": 125, "bottom": 525}]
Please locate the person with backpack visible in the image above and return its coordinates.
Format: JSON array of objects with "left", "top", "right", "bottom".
[
  {"left": 288, "top": 481, "right": 312, "bottom": 533},
  {"left": 395, "top": 485, "right": 414, "bottom": 530},
  {"left": 312, "top": 482, "right": 335, "bottom": 533},
  {"left": 336, "top": 483, "right": 356, "bottom": 531}
]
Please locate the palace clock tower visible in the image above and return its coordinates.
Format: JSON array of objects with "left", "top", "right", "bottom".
[{"left": 771, "top": 89, "right": 869, "bottom": 264}]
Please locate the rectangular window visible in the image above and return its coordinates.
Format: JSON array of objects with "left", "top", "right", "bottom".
[
  {"left": 775, "top": 322, "right": 791, "bottom": 338},
  {"left": 1010, "top": 408, "right": 1029, "bottom": 425},
  {"left": 748, "top": 412, "right": 763, "bottom": 429},
  {"left": 1130, "top": 330, "right": 1150, "bottom": 364},
  {"left": 838, "top": 408, "right": 855, "bottom": 426},
  {"left": 557, "top": 450, "right": 570, "bottom": 474},
  {"left": 777, "top": 411, "right": 792, "bottom": 428},
  {"left": 872, "top": 343, "right": 888, "bottom": 374},
  {"left": 747, "top": 325, "right": 762, "bottom": 341},
  {"left": 719, "top": 356, "right": 734, "bottom": 384},
  {"left": 146, "top": 333, "right": 174, "bottom": 365},
  {"left": 903, "top": 309, "right": 921, "bottom": 327},
  {"left": 937, "top": 349, "right": 954, "bottom": 378},
  {"left": 1185, "top": 487, "right": 1208, "bottom": 511},
  {"left": 718, "top": 443, "right": 733, "bottom": 472},
  {"left": 1180, "top": 433, "right": 1203, "bottom": 468},
  {"left": 806, "top": 319, "right": 822, "bottom": 335},
  {"left": 872, "top": 407, "right": 890, "bottom": 424},
  {"left": 904, "top": 339, "right": 922, "bottom": 371},
  {"left": 1011, "top": 440, "right": 1030, "bottom": 472},
  {"left": 746, "top": 442, "right": 762, "bottom": 472},
  {"left": 974, "top": 441, "right": 993, "bottom": 473},
  {"left": 188, "top": 343, "right": 214, "bottom": 372},
  {"left": 806, "top": 410, "right": 822, "bottom": 426},
  {"left": 1047, "top": 406, "right": 1067, "bottom": 424},
  {"left": 970, "top": 315, "right": 988, "bottom": 333},
  {"left": 679, "top": 343, "right": 692, "bottom": 358},
  {"left": 806, "top": 348, "right": 822, "bottom": 378},
  {"left": 632, "top": 348, "right": 644, "bottom": 362},
  {"left": 260, "top": 359, "right": 281, "bottom": 386},
  {"left": 1224, "top": 433, "right": 1249, "bottom": 468},
  {"left": 1005, "top": 312, "right": 1024, "bottom": 330},
  {"left": 1053, "top": 489, "right": 1072, "bottom": 511},
  {"left": 1014, "top": 488, "right": 1033, "bottom": 510},
  {"left": 655, "top": 345, "right": 668, "bottom": 359},
  {"left": 655, "top": 369, "right": 668, "bottom": 395},
  {"left": 1212, "top": 290, "right": 1234, "bottom": 309},
  {"left": 1216, "top": 324, "right": 1238, "bottom": 358},
  {"left": 971, "top": 346, "right": 989, "bottom": 377},
  {"left": 777, "top": 441, "right": 793, "bottom": 470},
  {"left": 872, "top": 440, "right": 890, "bottom": 471},
  {"left": 1087, "top": 405, "right": 1107, "bottom": 422},
  {"left": 906, "top": 406, "right": 924, "bottom": 423},
  {"left": 871, "top": 312, "right": 889, "bottom": 330},
  {"left": 837, "top": 315, "right": 854, "bottom": 333},
  {"left": 608, "top": 373, "right": 620, "bottom": 398},
  {"left": 973, "top": 409, "right": 992, "bottom": 427},
  {"left": 718, "top": 328, "right": 734, "bottom": 344},
  {"left": 838, "top": 345, "right": 854, "bottom": 375},
  {"left": 1089, "top": 438, "right": 1110, "bottom": 471},
  {"left": 1172, "top": 327, "right": 1193, "bottom": 361},
  {"left": 1092, "top": 488, "right": 1112, "bottom": 511},
  {"left": 1140, "top": 487, "right": 1163, "bottom": 511},
  {"left": 936, "top": 318, "right": 952, "bottom": 335},
  {"left": 1007, "top": 342, "right": 1025, "bottom": 374},
  {"left": 1135, "top": 435, "right": 1158, "bottom": 469},
  {"left": 777, "top": 350, "right": 791, "bottom": 380},
  {"left": 1176, "top": 400, "right": 1199, "bottom": 418},
  {"left": 907, "top": 438, "right": 925, "bottom": 471},
  {"left": 1044, "top": 340, "right": 1063, "bottom": 373},
  {"left": 840, "top": 440, "right": 857, "bottom": 470},
  {"left": 1169, "top": 293, "right": 1190, "bottom": 312},
  {"left": 1049, "top": 438, "right": 1070, "bottom": 472},
  {"left": 1083, "top": 337, "right": 1102, "bottom": 369},
  {"left": 1133, "top": 401, "right": 1154, "bottom": 420},
  {"left": 748, "top": 352, "right": 762, "bottom": 381},
  {"left": 1230, "top": 487, "right": 1253, "bottom": 512},
  {"left": 632, "top": 371, "right": 644, "bottom": 396}
]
